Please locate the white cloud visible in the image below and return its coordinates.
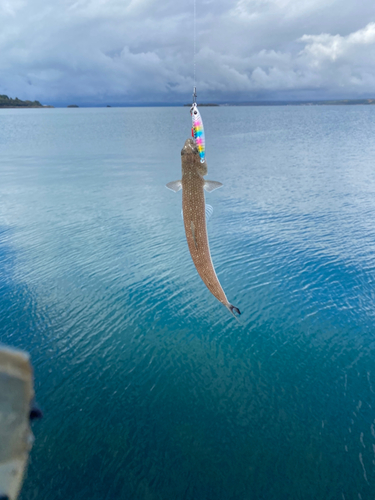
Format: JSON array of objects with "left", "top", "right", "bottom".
[
  {"left": 300, "top": 22, "right": 375, "bottom": 63},
  {"left": 0, "top": 0, "right": 375, "bottom": 103},
  {"left": 194, "top": 21, "right": 375, "bottom": 96}
]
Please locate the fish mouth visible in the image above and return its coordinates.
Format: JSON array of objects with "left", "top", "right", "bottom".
[{"left": 182, "top": 138, "right": 198, "bottom": 156}]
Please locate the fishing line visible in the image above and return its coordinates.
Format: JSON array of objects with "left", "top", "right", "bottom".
[
  {"left": 191, "top": 0, "right": 205, "bottom": 163},
  {"left": 193, "top": 0, "right": 196, "bottom": 91}
]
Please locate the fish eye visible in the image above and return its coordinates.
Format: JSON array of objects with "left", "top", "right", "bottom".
[{"left": 194, "top": 111, "right": 197, "bottom": 115}]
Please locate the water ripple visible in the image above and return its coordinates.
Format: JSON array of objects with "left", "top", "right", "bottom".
[{"left": 1, "top": 107, "right": 375, "bottom": 499}]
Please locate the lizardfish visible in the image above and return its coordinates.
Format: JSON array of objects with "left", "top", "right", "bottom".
[{"left": 167, "top": 138, "right": 241, "bottom": 316}]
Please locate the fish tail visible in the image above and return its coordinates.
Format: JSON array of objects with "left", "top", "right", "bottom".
[{"left": 226, "top": 303, "right": 241, "bottom": 317}]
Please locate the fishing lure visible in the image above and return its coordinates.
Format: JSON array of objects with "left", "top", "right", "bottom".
[{"left": 190, "top": 102, "right": 205, "bottom": 164}]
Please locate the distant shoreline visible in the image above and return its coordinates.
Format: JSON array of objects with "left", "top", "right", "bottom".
[
  {"left": 183, "top": 103, "right": 219, "bottom": 107},
  {"left": 220, "top": 99, "right": 375, "bottom": 106},
  {"left": 188, "top": 99, "right": 375, "bottom": 107},
  {"left": 0, "top": 106, "right": 54, "bottom": 109},
  {"left": 2, "top": 98, "right": 375, "bottom": 108},
  {"left": 0, "top": 94, "right": 54, "bottom": 108}
]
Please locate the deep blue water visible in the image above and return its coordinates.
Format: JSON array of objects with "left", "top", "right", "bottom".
[{"left": 1, "top": 106, "right": 375, "bottom": 499}]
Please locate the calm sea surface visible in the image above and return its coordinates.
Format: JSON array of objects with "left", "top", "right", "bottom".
[{"left": 1, "top": 106, "right": 375, "bottom": 499}]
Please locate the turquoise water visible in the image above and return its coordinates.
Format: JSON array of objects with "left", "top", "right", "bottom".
[{"left": 1, "top": 106, "right": 375, "bottom": 499}]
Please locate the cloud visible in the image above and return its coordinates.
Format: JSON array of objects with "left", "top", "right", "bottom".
[
  {"left": 295, "top": 23, "right": 375, "bottom": 91},
  {"left": 300, "top": 22, "right": 375, "bottom": 63},
  {"left": 193, "top": 21, "right": 375, "bottom": 98},
  {"left": 0, "top": 0, "right": 375, "bottom": 103}
]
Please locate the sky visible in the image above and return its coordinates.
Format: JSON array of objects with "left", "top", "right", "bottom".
[{"left": 1, "top": 0, "right": 375, "bottom": 105}]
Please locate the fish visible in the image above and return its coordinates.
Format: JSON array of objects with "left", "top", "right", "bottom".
[
  {"left": 190, "top": 103, "right": 205, "bottom": 164},
  {"left": 166, "top": 138, "right": 241, "bottom": 316}
]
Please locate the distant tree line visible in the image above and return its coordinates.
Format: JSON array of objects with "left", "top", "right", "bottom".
[{"left": 0, "top": 95, "right": 42, "bottom": 107}]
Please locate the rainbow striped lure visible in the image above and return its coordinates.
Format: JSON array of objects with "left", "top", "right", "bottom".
[{"left": 190, "top": 102, "right": 205, "bottom": 163}]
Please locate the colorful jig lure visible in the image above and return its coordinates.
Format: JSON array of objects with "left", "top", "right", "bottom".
[{"left": 190, "top": 102, "right": 205, "bottom": 164}]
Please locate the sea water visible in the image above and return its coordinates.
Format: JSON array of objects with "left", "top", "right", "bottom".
[{"left": 1, "top": 105, "right": 375, "bottom": 499}]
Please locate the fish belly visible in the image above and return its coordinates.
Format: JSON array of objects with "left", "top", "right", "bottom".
[{"left": 182, "top": 184, "right": 228, "bottom": 306}]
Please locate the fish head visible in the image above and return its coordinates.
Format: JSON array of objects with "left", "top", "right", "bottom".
[{"left": 181, "top": 138, "right": 207, "bottom": 176}]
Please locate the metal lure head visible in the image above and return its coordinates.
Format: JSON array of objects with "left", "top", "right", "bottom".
[
  {"left": 190, "top": 103, "right": 206, "bottom": 164},
  {"left": 190, "top": 102, "right": 198, "bottom": 116}
]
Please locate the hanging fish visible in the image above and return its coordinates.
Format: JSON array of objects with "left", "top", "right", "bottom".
[
  {"left": 190, "top": 102, "right": 205, "bottom": 164},
  {"left": 166, "top": 138, "right": 241, "bottom": 317}
]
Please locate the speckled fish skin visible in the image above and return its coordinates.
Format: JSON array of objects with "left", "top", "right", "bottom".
[{"left": 180, "top": 138, "right": 240, "bottom": 315}]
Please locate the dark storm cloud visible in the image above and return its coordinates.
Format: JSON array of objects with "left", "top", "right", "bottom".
[{"left": 1, "top": 0, "right": 375, "bottom": 103}]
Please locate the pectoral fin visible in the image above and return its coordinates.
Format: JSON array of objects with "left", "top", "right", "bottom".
[
  {"left": 205, "top": 204, "right": 213, "bottom": 221},
  {"left": 204, "top": 180, "right": 223, "bottom": 192},
  {"left": 166, "top": 180, "right": 182, "bottom": 192},
  {"left": 182, "top": 204, "right": 213, "bottom": 222}
]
